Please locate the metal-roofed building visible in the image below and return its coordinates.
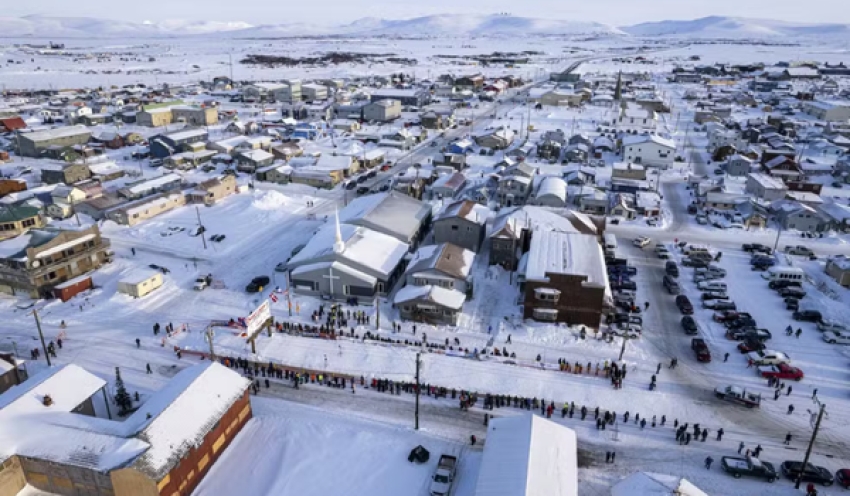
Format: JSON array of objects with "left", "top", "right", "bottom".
[{"left": 16, "top": 125, "right": 93, "bottom": 158}]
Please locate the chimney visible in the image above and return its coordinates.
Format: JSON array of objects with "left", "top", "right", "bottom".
[{"left": 42, "top": 394, "right": 53, "bottom": 407}]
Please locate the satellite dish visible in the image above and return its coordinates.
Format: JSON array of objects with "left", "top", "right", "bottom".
[{"left": 31, "top": 260, "right": 41, "bottom": 268}]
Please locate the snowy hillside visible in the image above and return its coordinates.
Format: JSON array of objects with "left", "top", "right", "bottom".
[
  {"left": 0, "top": 15, "right": 254, "bottom": 37},
  {"left": 331, "top": 14, "right": 626, "bottom": 37},
  {"left": 0, "top": 14, "right": 622, "bottom": 39},
  {"left": 621, "top": 16, "right": 850, "bottom": 38}
]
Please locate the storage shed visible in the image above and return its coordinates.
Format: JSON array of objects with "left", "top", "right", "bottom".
[
  {"left": 52, "top": 274, "right": 93, "bottom": 302},
  {"left": 117, "top": 269, "right": 163, "bottom": 298}
]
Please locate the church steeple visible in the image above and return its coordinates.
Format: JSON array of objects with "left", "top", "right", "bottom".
[{"left": 333, "top": 209, "right": 345, "bottom": 254}]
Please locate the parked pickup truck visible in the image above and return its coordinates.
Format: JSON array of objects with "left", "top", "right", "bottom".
[
  {"left": 715, "top": 385, "right": 761, "bottom": 408},
  {"left": 721, "top": 455, "right": 777, "bottom": 482},
  {"left": 430, "top": 454, "right": 458, "bottom": 496},
  {"left": 691, "top": 338, "right": 711, "bottom": 362}
]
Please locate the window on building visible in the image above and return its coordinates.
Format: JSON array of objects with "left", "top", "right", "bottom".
[
  {"left": 534, "top": 288, "right": 560, "bottom": 302},
  {"left": 343, "top": 285, "right": 350, "bottom": 296},
  {"left": 451, "top": 225, "right": 459, "bottom": 231},
  {"left": 532, "top": 308, "right": 559, "bottom": 321},
  {"left": 157, "top": 475, "right": 171, "bottom": 491},
  {"left": 198, "top": 454, "right": 210, "bottom": 472}
]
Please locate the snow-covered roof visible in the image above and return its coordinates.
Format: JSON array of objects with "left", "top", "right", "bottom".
[
  {"left": 120, "top": 268, "right": 161, "bottom": 286},
  {"left": 406, "top": 243, "right": 475, "bottom": 280},
  {"left": 339, "top": 192, "right": 430, "bottom": 243},
  {"left": 0, "top": 364, "right": 104, "bottom": 416},
  {"left": 747, "top": 172, "right": 787, "bottom": 190},
  {"left": 127, "top": 362, "right": 251, "bottom": 480},
  {"left": 393, "top": 284, "right": 465, "bottom": 310},
  {"left": 291, "top": 261, "right": 377, "bottom": 286},
  {"left": 622, "top": 134, "right": 675, "bottom": 149},
  {"left": 124, "top": 173, "right": 182, "bottom": 196},
  {"left": 611, "top": 472, "right": 707, "bottom": 496},
  {"left": 240, "top": 149, "right": 274, "bottom": 162},
  {"left": 525, "top": 231, "right": 606, "bottom": 287},
  {"left": 0, "top": 365, "right": 149, "bottom": 472},
  {"left": 288, "top": 223, "right": 409, "bottom": 278},
  {"left": 163, "top": 128, "right": 207, "bottom": 142},
  {"left": 20, "top": 125, "right": 91, "bottom": 142},
  {"left": 474, "top": 415, "right": 577, "bottom": 496},
  {"left": 535, "top": 176, "right": 567, "bottom": 203},
  {"left": 435, "top": 200, "right": 489, "bottom": 225},
  {"left": 34, "top": 234, "right": 95, "bottom": 260}
]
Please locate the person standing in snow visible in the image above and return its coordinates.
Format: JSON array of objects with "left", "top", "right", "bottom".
[
  {"left": 470, "top": 435, "right": 476, "bottom": 446},
  {"left": 705, "top": 456, "right": 714, "bottom": 469},
  {"left": 716, "top": 428, "right": 724, "bottom": 441},
  {"left": 135, "top": 338, "right": 140, "bottom": 348},
  {"left": 785, "top": 433, "right": 792, "bottom": 445}
]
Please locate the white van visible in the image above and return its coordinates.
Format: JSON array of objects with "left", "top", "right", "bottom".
[
  {"left": 604, "top": 234, "right": 618, "bottom": 252},
  {"left": 762, "top": 266, "right": 805, "bottom": 282}
]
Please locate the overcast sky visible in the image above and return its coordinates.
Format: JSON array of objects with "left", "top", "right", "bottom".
[{"left": 5, "top": 0, "right": 847, "bottom": 25}]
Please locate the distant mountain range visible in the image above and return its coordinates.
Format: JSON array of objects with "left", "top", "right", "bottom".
[
  {"left": 0, "top": 14, "right": 846, "bottom": 39},
  {"left": 621, "top": 16, "right": 850, "bottom": 38}
]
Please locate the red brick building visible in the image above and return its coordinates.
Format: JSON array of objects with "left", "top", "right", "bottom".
[{"left": 0, "top": 362, "right": 251, "bottom": 496}]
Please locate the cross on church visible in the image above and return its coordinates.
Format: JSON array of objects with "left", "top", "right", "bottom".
[{"left": 323, "top": 266, "right": 340, "bottom": 297}]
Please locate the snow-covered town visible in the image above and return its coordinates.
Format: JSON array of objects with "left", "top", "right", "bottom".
[{"left": 2, "top": 10, "right": 850, "bottom": 496}]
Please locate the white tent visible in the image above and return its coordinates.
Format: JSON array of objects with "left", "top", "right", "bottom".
[
  {"left": 474, "top": 414, "right": 577, "bottom": 496},
  {"left": 611, "top": 472, "right": 708, "bottom": 496}
]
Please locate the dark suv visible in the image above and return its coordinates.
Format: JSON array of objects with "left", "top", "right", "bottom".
[
  {"left": 246, "top": 275, "right": 271, "bottom": 293},
  {"left": 793, "top": 310, "right": 822, "bottom": 322}
]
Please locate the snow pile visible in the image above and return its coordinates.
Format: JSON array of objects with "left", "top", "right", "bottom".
[{"left": 252, "top": 189, "right": 289, "bottom": 211}]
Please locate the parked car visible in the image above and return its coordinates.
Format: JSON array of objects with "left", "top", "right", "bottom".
[
  {"left": 697, "top": 281, "right": 727, "bottom": 292},
  {"left": 663, "top": 275, "right": 680, "bottom": 295},
  {"left": 728, "top": 328, "right": 771, "bottom": 341},
  {"left": 665, "top": 261, "right": 679, "bottom": 277},
  {"left": 769, "top": 279, "right": 802, "bottom": 290},
  {"left": 429, "top": 454, "right": 458, "bottom": 496},
  {"left": 747, "top": 350, "right": 790, "bottom": 366},
  {"left": 785, "top": 299, "right": 799, "bottom": 311},
  {"left": 785, "top": 245, "right": 815, "bottom": 257},
  {"left": 726, "top": 317, "right": 758, "bottom": 330},
  {"left": 681, "top": 316, "right": 698, "bottom": 335},
  {"left": 148, "top": 264, "right": 170, "bottom": 274},
  {"left": 779, "top": 288, "right": 806, "bottom": 299},
  {"left": 721, "top": 455, "right": 777, "bottom": 482},
  {"left": 676, "top": 295, "right": 694, "bottom": 315},
  {"left": 704, "top": 300, "right": 736, "bottom": 311},
  {"left": 612, "top": 280, "right": 637, "bottom": 291},
  {"left": 780, "top": 461, "right": 834, "bottom": 486},
  {"left": 682, "top": 257, "right": 710, "bottom": 268},
  {"left": 633, "top": 236, "right": 651, "bottom": 248},
  {"left": 738, "top": 339, "right": 767, "bottom": 353},
  {"left": 836, "top": 469, "right": 850, "bottom": 489},
  {"left": 692, "top": 338, "right": 711, "bottom": 362},
  {"left": 246, "top": 275, "right": 271, "bottom": 293},
  {"left": 793, "top": 310, "right": 823, "bottom": 323},
  {"left": 655, "top": 245, "right": 670, "bottom": 259},
  {"left": 714, "top": 311, "right": 751, "bottom": 322},
  {"left": 817, "top": 320, "right": 848, "bottom": 333},
  {"left": 742, "top": 243, "right": 772, "bottom": 254},
  {"left": 759, "top": 363, "right": 804, "bottom": 381},
  {"left": 701, "top": 290, "right": 728, "bottom": 301},
  {"left": 822, "top": 330, "right": 850, "bottom": 345},
  {"left": 715, "top": 385, "right": 761, "bottom": 408}
]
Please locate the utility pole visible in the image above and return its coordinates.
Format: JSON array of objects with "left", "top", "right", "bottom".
[
  {"left": 374, "top": 295, "right": 380, "bottom": 330},
  {"left": 195, "top": 206, "right": 207, "bottom": 250},
  {"left": 414, "top": 352, "right": 421, "bottom": 430},
  {"left": 71, "top": 197, "right": 81, "bottom": 227},
  {"left": 31, "top": 309, "right": 51, "bottom": 366},
  {"left": 205, "top": 326, "right": 216, "bottom": 361},
  {"left": 796, "top": 403, "right": 826, "bottom": 489},
  {"left": 285, "top": 271, "right": 293, "bottom": 317},
  {"left": 618, "top": 334, "right": 629, "bottom": 361},
  {"left": 773, "top": 221, "right": 784, "bottom": 253}
]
